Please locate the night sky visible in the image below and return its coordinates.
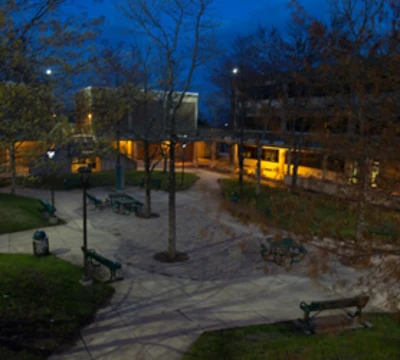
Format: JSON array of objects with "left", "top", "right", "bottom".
[
  {"left": 88, "top": 0, "right": 330, "bottom": 44},
  {"left": 83, "top": 0, "right": 331, "bottom": 111}
]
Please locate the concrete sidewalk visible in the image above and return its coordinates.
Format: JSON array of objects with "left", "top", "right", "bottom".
[{"left": 0, "top": 169, "right": 391, "bottom": 360}]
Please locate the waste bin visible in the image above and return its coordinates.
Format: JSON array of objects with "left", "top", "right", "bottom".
[{"left": 32, "top": 230, "right": 49, "bottom": 256}]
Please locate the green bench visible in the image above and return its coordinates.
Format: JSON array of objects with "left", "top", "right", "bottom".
[
  {"left": 368, "top": 224, "right": 398, "bottom": 240},
  {"left": 39, "top": 199, "right": 56, "bottom": 217},
  {"left": 86, "top": 193, "right": 109, "bottom": 210},
  {"left": 299, "top": 295, "right": 370, "bottom": 331},
  {"left": 81, "top": 247, "right": 122, "bottom": 282},
  {"left": 260, "top": 237, "right": 307, "bottom": 265},
  {"left": 140, "top": 178, "right": 162, "bottom": 190},
  {"left": 229, "top": 192, "right": 240, "bottom": 203},
  {"left": 63, "top": 177, "right": 82, "bottom": 190}
]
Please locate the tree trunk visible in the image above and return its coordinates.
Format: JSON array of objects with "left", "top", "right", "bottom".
[
  {"left": 10, "top": 143, "right": 16, "bottom": 195},
  {"left": 256, "top": 140, "right": 262, "bottom": 195},
  {"left": 163, "top": 156, "right": 167, "bottom": 173},
  {"left": 144, "top": 140, "right": 151, "bottom": 218},
  {"left": 238, "top": 134, "right": 244, "bottom": 195},
  {"left": 355, "top": 159, "right": 369, "bottom": 244},
  {"left": 168, "top": 139, "right": 176, "bottom": 259},
  {"left": 291, "top": 142, "right": 299, "bottom": 191}
]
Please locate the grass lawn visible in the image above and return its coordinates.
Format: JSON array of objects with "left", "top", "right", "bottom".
[
  {"left": 184, "top": 314, "right": 400, "bottom": 360},
  {"left": 0, "top": 253, "right": 114, "bottom": 360},
  {"left": 0, "top": 193, "right": 64, "bottom": 235},
  {"left": 219, "top": 178, "right": 400, "bottom": 242},
  {"left": 11, "top": 170, "right": 199, "bottom": 192}
]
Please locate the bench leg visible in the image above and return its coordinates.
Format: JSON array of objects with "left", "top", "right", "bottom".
[{"left": 108, "top": 269, "right": 123, "bottom": 282}]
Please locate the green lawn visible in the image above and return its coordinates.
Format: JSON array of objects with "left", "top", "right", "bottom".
[
  {"left": 0, "top": 193, "right": 64, "bottom": 234},
  {"left": 184, "top": 314, "right": 400, "bottom": 360},
  {"left": 0, "top": 254, "right": 114, "bottom": 359},
  {"left": 12, "top": 170, "right": 199, "bottom": 192},
  {"left": 219, "top": 179, "right": 400, "bottom": 242}
]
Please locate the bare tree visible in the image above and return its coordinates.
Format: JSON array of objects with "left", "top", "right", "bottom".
[
  {"left": 0, "top": 0, "right": 103, "bottom": 193},
  {"left": 284, "top": 0, "right": 400, "bottom": 309},
  {"left": 119, "top": 0, "right": 218, "bottom": 259}
]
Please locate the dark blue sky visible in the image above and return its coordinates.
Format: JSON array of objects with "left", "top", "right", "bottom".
[
  {"left": 84, "top": 0, "right": 330, "bottom": 113},
  {"left": 88, "top": 0, "right": 329, "bottom": 44}
]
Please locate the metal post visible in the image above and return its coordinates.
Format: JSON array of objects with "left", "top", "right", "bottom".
[
  {"left": 83, "top": 180, "right": 89, "bottom": 280},
  {"left": 181, "top": 147, "right": 185, "bottom": 187},
  {"left": 51, "top": 175, "right": 55, "bottom": 209},
  {"left": 116, "top": 127, "right": 122, "bottom": 190},
  {"left": 79, "top": 165, "right": 92, "bottom": 286}
]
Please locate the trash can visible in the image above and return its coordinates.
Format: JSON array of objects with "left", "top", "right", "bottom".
[{"left": 32, "top": 230, "right": 49, "bottom": 256}]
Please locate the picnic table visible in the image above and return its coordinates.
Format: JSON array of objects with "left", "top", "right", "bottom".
[
  {"left": 260, "top": 237, "right": 307, "bottom": 265},
  {"left": 109, "top": 193, "right": 143, "bottom": 214},
  {"left": 115, "top": 198, "right": 141, "bottom": 214},
  {"left": 109, "top": 193, "right": 130, "bottom": 205}
]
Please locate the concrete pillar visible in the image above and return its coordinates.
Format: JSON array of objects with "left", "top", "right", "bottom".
[
  {"left": 133, "top": 141, "right": 138, "bottom": 160},
  {"left": 286, "top": 150, "right": 291, "bottom": 175},
  {"left": 279, "top": 150, "right": 286, "bottom": 179},
  {"left": 229, "top": 143, "right": 239, "bottom": 171},
  {"left": 210, "top": 141, "right": 217, "bottom": 168},
  {"left": 192, "top": 141, "right": 199, "bottom": 167}
]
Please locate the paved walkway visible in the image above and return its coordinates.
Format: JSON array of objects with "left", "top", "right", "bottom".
[{"left": 0, "top": 169, "right": 394, "bottom": 360}]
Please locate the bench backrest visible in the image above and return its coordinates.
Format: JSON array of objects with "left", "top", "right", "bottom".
[
  {"left": 81, "top": 247, "right": 121, "bottom": 269},
  {"left": 40, "top": 199, "right": 55, "bottom": 212},
  {"left": 87, "top": 193, "right": 100, "bottom": 203},
  {"left": 301, "top": 295, "right": 369, "bottom": 312}
]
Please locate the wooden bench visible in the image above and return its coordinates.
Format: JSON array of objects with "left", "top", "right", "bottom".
[
  {"left": 299, "top": 295, "right": 370, "bottom": 330},
  {"left": 39, "top": 199, "right": 56, "bottom": 217},
  {"left": 140, "top": 178, "right": 162, "bottom": 190},
  {"left": 260, "top": 238, "right": 307, "bottom": 265},
  {"left": 86, "top": 193, "right": 109, "bottom": 210},
  {"left": 81, "top": 247, "right": 122, "bottom": 282}
]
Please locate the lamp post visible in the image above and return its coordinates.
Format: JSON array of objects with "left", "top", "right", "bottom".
[
  {"left": 232, "top": 67, "right": 244, "bottom": 195},
  {"left": 46, "top": 149, "right": 56, "bottom": 208},
  {"left": 181, "top": 142, "right": 187, "bottom": 188},
  {"left": 78, "top": 165, "right": 92, "bottom": 286}
]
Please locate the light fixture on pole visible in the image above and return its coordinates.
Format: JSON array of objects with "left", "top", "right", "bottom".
[
  {"left": 46, "top": 149, "right": 56, "bottom": 208},
  {"left": 46, "top": 69, "right": 52, "bottom": 75},
  {"left": 78, "top": 165, "right": 92, "bottom": 286},
  {"left": 180, "top": 135, "right": 187, "bottom": 188}
]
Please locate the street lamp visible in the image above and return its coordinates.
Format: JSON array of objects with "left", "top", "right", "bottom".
[
  {"left": 78, "top": 165, "right": 92, "bottom": 286},
  {"left": 232, "top": 67, "right": 244, "bottom": 195},
  {"left": 181, "top": 140, "right": 187, "bottom": 188},
  {"left": 46, "top": 68, "right": 52, "bottom": 75},
  {"left": 47, "top": 149, "right": 56, "bottom": 208}
]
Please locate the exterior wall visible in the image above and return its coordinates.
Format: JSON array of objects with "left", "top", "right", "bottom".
[
  {"left": 243, "top": 147, "right": 286, "bottom": 180},
  {"left": 112, "top": 140, "right": 135, "bottom": 159},
  {"left": 1, "top": 141, "right": 46, "bottom": 176},
  {"left": 134, "top": 141, "right": 194, "bottom": 162},
  {"left": 71, "top": 157, "right": 101, "bottom": 173}
]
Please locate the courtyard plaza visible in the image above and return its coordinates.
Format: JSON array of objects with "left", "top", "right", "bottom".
[{"left": 0, "top": 169, "right": 396, "bottom": 360}]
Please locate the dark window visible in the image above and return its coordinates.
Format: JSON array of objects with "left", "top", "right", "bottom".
[
  {"left": 243, "top": 146, "right": 257, "bottom": 159},
  {"left": 243, "top": 146, "right": 279, "bottom": 162},
  {"left": 286, "top": 117, "right": 312, "bottom": 132},
  {"left": 285, "top": 151, "right": 323, "bottom": 169},
  {"left": 262, "top": 149, "right": 279, "bottom": 162},
  {"left": 327, "top": 155, "right": 345, "bottom": 172}
]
